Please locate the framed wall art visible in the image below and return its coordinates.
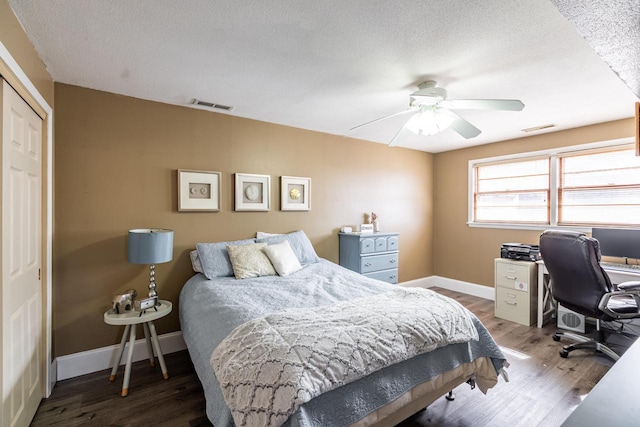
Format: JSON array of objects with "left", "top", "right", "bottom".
[
  {"left": 281, "top": 176, "right": 311, "bottom": 211},
  {"left": 235, "top": 173, "right": 270, "bottom": 211},
  {"left": 178, "top": 169, "right": 221, "bottom": 212}
]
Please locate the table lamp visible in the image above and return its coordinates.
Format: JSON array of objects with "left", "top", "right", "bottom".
[{"left": 127, "top": 228, "right": 174, "bottom": 306}]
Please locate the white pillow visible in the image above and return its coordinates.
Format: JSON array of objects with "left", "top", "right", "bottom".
[
  {"left": 256, "top": 231, "right": 282, "bottom": 238},
  {"left": 263, "top": 240, "right": 303, "bottom": 276},
  {"left": 226, "top": 243, "right": 276, "bottom": 279}
]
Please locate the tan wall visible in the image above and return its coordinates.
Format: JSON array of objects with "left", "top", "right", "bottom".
[
  {"left": 53, "top": 83, "right": 434, "bottom": 356},
  {"left": 0, "top": 0, "right": 53, "bottom": 105},
  {"left": 433, "top": 118, "right": 635, "bottom": 288}
]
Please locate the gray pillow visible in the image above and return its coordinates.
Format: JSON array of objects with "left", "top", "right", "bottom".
[
  {"left": 189, "top": 250, "right": 203, "bottom": 273},
  {"left": 196, "top": 238, "right": 256, "bottom": 279},
  {"left": 256, "top": 230, "right": 319, "bottom": 265}
]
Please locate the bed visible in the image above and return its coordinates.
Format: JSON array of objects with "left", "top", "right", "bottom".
[{"left": 179, "top": 231, "right": 507, "bottom": 427}]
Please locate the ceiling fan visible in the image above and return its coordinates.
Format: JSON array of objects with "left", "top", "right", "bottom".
[{"left": 351, "top": 80, "right": 525, "bottom": 146}]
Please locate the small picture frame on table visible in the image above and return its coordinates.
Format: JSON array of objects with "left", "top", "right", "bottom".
[
  {"left": 280, "top": 176, "right": 311, "bottom": 211},
  {"left": 178, "top": 169, "right": 221, "bottom": 212},
  {"left": 235, "top": 173, "right": 270, "bottom": 211}
]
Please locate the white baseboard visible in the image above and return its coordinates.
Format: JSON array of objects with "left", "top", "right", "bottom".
[
  {"left": 401, "top": 275, "right": 494, "bottom": 300},
  {"left": 430, "top": 276, "right": 495, "bottom": 300},
  {"left": 399, "top": 276, "right": 437, "bottom": 288},
  {"left": 56, "top": 331, "right": 186, "bottom": 381},
  {"left": 56, "top": 276, "right": 491, "bottom": 382}
]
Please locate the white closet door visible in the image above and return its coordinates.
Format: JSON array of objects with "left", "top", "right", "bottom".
[{"left": 2, "top": 79, "right": 43, "bottom": 427}]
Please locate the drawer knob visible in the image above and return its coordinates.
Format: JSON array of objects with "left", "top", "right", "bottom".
[
  {"left": 390, "top": 275, "right": 396, "bottom": 279},
  {"left": 505, "top": 275, "right": 516, "bottom": 280},
  {"left": 364, "top": 262, "right": 372, "bottom": 267},
  {"left": 507, "top": 292, "right": 517, "bottom": 298},
  {"left": 505, "top": 300, "right": 517, "bottom": 306},
  {"left": 390, "top": 259, "right": 397, "bottom": 263}
]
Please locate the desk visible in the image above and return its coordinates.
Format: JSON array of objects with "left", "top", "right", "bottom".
[
  {"left": 536, "top": 260, "right": 640, "bottom": 328},
  {"left": 561, "top": 336, "right": 640, "bottom": 426}
]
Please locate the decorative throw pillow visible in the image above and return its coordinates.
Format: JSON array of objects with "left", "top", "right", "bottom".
[
  {"left": 196, "top": 239, "right": 256, "bottom": 279},
  {"left": 227, "top": 243, "right": 276, "bottom": 279},
  {"left": 256, "top": 230, "right": 319, "bottom": 265},
  {"left": 263, "top": 240, "right": 303, "bottom": 276},
  {"left": 189, "top": 250, "right": 204, "bottom": 273}
]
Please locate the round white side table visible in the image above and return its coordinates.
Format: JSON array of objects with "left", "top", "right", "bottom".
[{"left": 103, "top": 300, "right": 172, "bottom": 396}]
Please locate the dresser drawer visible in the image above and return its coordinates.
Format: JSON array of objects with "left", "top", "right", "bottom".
[
  {"left": 375, "top": 237, "right": 387, "bottom": 252},
  {"left": 360, "top": 238, "right": 375, "bottom": 254},
  {"left": 386, "top": 236, "right": 398, "bottom": 251},
  {"left": 360, "top": 253, "right": 398, "bottom": 273},
  {"left": 495, "top": 287, "right": 532, "bottom": 325},
  {"left": 364, "top": 268, "right": 398, "bottom": 284},
  {"left": 495, "top": 261, "right": 531, "bottom": 289}
]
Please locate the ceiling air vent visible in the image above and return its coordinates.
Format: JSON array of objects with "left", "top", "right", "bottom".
[
  {"left": 191, "top": 99, "right": 234, "bottom": 111},
  {"left": 521, "top": 124, "right": 556, "bottom": 133}
]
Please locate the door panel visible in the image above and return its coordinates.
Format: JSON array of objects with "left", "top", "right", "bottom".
[{"left": 2, "top": 79, "right": 43, "bottom": 427}]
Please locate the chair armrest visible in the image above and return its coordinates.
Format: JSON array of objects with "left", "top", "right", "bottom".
[
  {"left": 598, "top": 291, "right": 640, "bottom": 319},
  {"left": 617, "top": 281, "right": 640, "bottom": 291}
]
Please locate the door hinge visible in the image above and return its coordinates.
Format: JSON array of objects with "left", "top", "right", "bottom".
[{"left": 39, "top": 268, "right": 41, "bottom": 280}]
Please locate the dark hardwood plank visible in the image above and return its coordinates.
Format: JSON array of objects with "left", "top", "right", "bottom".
[{"left": 31, "top": 287, "right": 615, "bottom": 427}]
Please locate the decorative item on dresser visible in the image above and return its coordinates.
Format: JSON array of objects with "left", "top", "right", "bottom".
[
  {"left": 127, "top": 228, "right": 174, "bottom": 306},
  {"left": 494, "top": 258, "right": 538, "bottom": 326},
  {"left": 339, "top": 232, "right": 399, "bottom": 284}
]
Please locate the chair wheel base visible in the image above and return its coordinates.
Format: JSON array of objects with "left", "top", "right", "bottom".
[
  {"left": 560, "top": 350, "right": 569, "bottom": 358},
  {"left": 445, "top": 391, "right": 455, "bottom": 401},
  {"left": 552, "top": 334, "right": 561, "bottom": 342}
]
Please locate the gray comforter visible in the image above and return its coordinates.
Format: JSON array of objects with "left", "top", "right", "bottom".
[{"left": 179, "top": 259, "right": 506, "bottom": 427}]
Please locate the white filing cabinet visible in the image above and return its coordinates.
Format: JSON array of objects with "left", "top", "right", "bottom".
[{"left": 494, "top": 258, "right": 538, "bottom": 326}]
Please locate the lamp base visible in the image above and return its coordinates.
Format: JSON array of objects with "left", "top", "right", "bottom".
[{"left": 148, "top": 264, "right": 159, "bottom": 305}]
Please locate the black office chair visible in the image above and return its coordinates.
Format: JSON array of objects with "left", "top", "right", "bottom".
[{"left": 539, "top": 230, "right": 640, "bottom": 361}]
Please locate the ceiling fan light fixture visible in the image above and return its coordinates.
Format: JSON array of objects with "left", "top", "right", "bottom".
[{"left": 405, "top": 107, "right": 454, "bottom": 136}]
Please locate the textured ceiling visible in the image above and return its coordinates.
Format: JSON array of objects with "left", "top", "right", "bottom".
[
  {"left": 8, "top": 0, "right": 640, "bottom": 153},
  {"left": 551, "top": 0, "right": 640, "bottom": 100}
]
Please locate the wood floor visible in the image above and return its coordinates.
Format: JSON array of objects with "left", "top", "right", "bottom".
[{"left": 31, "top": 287, "right": 620, "bottom": 427}]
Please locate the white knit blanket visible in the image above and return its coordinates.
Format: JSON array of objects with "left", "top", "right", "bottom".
[{"left": 211, "top": 287, "right": 479, "bottom": 427}]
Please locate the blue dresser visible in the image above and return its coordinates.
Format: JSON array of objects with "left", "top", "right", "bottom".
[{"left": 338, "top": 232, "right": 399, "bottom": 284}]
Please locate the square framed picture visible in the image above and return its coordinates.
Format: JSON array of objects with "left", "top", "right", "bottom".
[
  {"left": 178, "top": 169, "right": 221, "bottom": 212},
  {"left": 235, "top": 173, "right": 270, "bottom": 211},
  {"left": 281, "top": 176, "right": 311, "bottom": 211}
]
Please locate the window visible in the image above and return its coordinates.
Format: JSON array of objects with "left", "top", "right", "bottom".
[
  {"left": 474, "top": 158, "right": 549, "bottom": 224},
  {"left": 469, "top": 141, "right": 640, "bottom": 228},
  {"left": 559, "top": 148, "right": 640, "bottom": 226}
]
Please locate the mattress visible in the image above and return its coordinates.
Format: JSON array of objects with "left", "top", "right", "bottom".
[{"left": 178, "top": 259, "right": 506, "bottom": 426}]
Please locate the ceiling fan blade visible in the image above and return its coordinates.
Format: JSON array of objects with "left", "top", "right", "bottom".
[
  {"left": 447, "top": 111, "right": 482, "bottom": 139},
  {"left": 350, "top": 108, "right": 417, "bottom": 131},
  {"left": 387, "top": 124, "right": 409, "bottom": 147},
  {"left": 441, "top": 99, "right": 524, "bottom": 111}
]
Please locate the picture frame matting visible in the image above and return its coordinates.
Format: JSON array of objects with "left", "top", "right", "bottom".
[{"left": 178, "top": 169, "right": 221, "bottom": 212}]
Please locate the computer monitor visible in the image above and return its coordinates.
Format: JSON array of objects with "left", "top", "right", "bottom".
[{"left": 592, "top": 228, "right": 640, "bottom": 259}]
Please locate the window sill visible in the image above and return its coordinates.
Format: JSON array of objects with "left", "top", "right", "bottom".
[{"left": 467, "top": 222, "right": 592, "bottom": 233}]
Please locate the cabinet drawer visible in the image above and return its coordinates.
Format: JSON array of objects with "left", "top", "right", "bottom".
[
  {"left": 386, "top": 236, "right": 398, "bottom": 251},
  {"left": 495, "top": 262, "right": 531, "bottom": 289},
  {"left": 375, "top": 237, "right": 387, "bottom": 252},
  {"left": 495, "top": 287, "right": 531, "bottom": 325},
  {"left": 360, "top": 238, "right": 375, "bottom": 254},
  {"left": 364, "top": 268, "right": 398, "bottom": 284},
  {"left": 361, "top": 253, "right": 398, "bottom": 273}
]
